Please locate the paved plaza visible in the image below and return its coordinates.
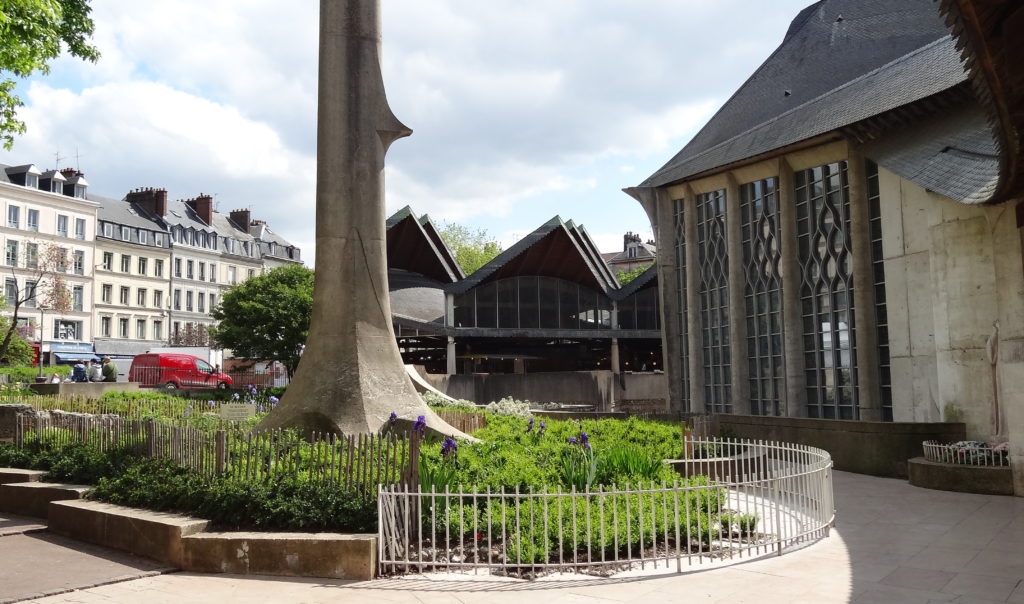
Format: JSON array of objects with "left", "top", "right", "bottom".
[{"left": 0, "top": 471, "right": 1020, "bottom": 603}]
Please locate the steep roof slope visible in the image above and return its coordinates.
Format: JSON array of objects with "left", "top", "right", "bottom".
[{"left": 643, "top": 0, "right": 959, "bottom": 187}]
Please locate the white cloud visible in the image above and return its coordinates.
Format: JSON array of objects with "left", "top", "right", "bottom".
[{"left": 3, "top": 0, "right": 812, "bottom": 266}]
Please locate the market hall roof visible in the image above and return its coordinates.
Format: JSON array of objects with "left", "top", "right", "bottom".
[
  {"left": 446, "top": 216, "right": 620, "bottom": 296},
  {"left": 386, "top": 206, "right": 465, "bottom": 284},
  {"left": 641, "top": 0, "right": 970, "bottom": 189}
]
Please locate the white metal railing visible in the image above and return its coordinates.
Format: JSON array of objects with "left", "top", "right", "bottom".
[
  {"left": 378, "top": 439, "right": 834, "bottom": 577},
  {"left": 923, "top": 440, "right": 1010, "bottom": 467}
]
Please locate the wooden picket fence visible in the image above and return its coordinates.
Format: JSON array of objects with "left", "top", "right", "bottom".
[
  {"left": 433, "top": 409, "right": 486, "bottom": 434},
  {"left": 15, "top": 413, "right": 414, "bottom": 494}
]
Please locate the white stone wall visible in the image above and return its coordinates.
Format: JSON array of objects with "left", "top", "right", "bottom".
[{"left": 878, "top": 167, "right": 1024, "bottom": 448}]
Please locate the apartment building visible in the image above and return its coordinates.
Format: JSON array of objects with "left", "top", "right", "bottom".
[
  {"left": 93, "top": 188, "right": 172, "bottom": 358},
  {"left": 0, "top": 165, "right": 98, "bottom": 361}
]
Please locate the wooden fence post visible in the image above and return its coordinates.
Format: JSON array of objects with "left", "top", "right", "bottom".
[
  {"left": 215, "top": 430, "right": 227, "bottom": 475},
  {"left": 146, "top": 418, "right": 157, "bottom": 458}
]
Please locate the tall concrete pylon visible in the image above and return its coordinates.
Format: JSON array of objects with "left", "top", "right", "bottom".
[{"left": 257, "top": 0, "right": 468, "bottom": 439}]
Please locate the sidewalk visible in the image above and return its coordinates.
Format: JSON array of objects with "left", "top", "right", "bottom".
[{"left": 4, "top": 471, "right": 1023, "bottom": 604}]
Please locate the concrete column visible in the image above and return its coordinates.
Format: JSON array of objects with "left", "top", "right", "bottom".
[
  {"left": 725, "top": 174, "right": 750, "bottom": 414},
  {"left": 778, "top": 158, "right": 807, "bottom": 417},
  {"left": 623, "top": 186, "right": 685, "bottom": 413},
  {"left": 684, "top": 185, "right": 706, "bottom": 413},
  {"left": 446, "top": 336, "right": 456, "bottom": 376},
  {"left": 847, "top": 149, "right": 881, "bottom": 421},
  {"left": 610, "top": 337, "right": 620, "bottom": 374}
]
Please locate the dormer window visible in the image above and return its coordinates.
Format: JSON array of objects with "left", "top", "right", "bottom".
[
  {"left": 50, "top": 181, "right": 61, "bottom": 193},
  {"left": 121, "top": 226, "right": 131, "bottom": 241},
  {"left": 103, "top": 223, "right": 113, "bottom": 238},
  {"left": 25, "top": 174, "right": 38, "bottom": 189},
  {"left": 139, "top": 231, "right": 148, "bottom": 245},
  {"left": 73, "top": 184, "right": 86, "bottom": 199}
]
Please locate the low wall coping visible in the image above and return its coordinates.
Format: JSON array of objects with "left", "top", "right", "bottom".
[
  {"left": 184, "top": 532, "right": 376, "bottom": 542},
  {"left": 0, "top": 468, "right": 47, "bottom": 484},
  {"left": 51, "top": 499, "right": 211, "bottom": 532}
]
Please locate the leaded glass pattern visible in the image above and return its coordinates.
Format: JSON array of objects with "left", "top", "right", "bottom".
[
  {"left": 796, "top": 161, "right": 858, "bottom": 419},
  {"left": 672, "top": 198, "right": 690, "bottom": 411},
  {"left": 696, "top": 189, "right": 731, "bottom": 413},
  {"left": 866, "top": 161, "right": 893, "bottom": 421},
  {"left": 741, "top": 178, "right": 784, "bottom": 416}
]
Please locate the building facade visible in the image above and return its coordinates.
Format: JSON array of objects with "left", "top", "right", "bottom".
[
  {"left": 0, "top": 165, "right": 98, "bottom": 362},
  {"left": 628, "top": 0, "right": 1024, "bottom": 492},
  {"left": 0, "top": 166, "right": 302, "bottom": 363},
  {"left": 93, "top": 188, "right": 173, "bottom": 358}
]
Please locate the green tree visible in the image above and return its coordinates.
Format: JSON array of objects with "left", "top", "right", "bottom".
[
  {"left": 210, "top": 265, "right": 313, "bottom": 378},
  {"left": 0, "top": 0, "right": 100, "bottom": 149},
  {"left": 0, "top": 315, "right": 33, "bottom": 364},
  {"left": 438, "top": 222, "right": 502, "bottom": 275},
  {"left": 616, "top": 264, "right": 651, "bottom": 285}
]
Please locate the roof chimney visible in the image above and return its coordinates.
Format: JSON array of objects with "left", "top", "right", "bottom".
[
  {"left": 184, "top": 194, "right": 214, "bottom": 225},
  {"left": 229, "top": 208, "right": 251, "bottom": 230},
  {"left": 125, "top": 187, "right": 168, "bottom": 217}
]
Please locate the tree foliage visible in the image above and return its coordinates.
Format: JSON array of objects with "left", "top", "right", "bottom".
[
  {"left": 0, "top": 0, "right": 99, "bottom": 149},
  {"left": 0, "top": 315, "right": 33, "bottom": 365},
  {"left": 0, "top": 243, "right": 70, "bottom": 363},
  {"left": 616, "top": 264, "right": 651, "bottom": 285},
  {"left": 210, "top": 265, "right": 313, "bottom": 377},
  {"left": 437, "top": 222, "right": 502, "bottom": 275}
]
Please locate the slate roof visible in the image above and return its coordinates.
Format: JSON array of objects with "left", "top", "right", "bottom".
[
  {"left": 386, "top": 206, "right": 464, "bottom": 283},
  {"left": 447, "top": 216, "right": 620, "bottom": 295},
  {"left": 94, "top": 194, "right": 167, "bottom": 231},
  {"left": 611, "top": 263, "right": 658, "bottom": 301},
  {"left": 862, "top": 102, "right": 999, "bottom": 204},
  {"left": 642, "top": 0, "right": 966, "bottom": 188}
]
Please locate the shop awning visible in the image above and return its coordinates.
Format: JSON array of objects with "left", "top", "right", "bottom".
[{"left": 54, "top": 353, "right": 101, "bottom": 362}]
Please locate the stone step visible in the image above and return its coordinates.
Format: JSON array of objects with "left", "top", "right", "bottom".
[
  {"left": 49, "top": 500, "right": 209, "bottom": 568},
  {"left": 0, "top": 468, "right": 47, "bottom": 485},
  {"left": 0, "top": 482, "right": 90, "bottom": 519},
  {"left": 181, "top": 532, "right": 376, "bottom": 580}
]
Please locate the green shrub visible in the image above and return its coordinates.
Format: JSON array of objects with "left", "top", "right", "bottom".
[
  {"left": 720, "top": 512, "right": 759, "bottom": 536},
  {"left": 421, "top": 391, "right": 477, "bottom": 410},
  {"left": 0, "top": 365, "right": 69, "bottom": 383}
]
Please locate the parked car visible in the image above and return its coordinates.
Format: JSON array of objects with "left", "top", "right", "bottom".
[{"left": 128, "top": 353, "right": 234, "bottom": 389}]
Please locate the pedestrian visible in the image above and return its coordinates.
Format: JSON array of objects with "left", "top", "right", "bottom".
[
  {"left": 71, "top": 360, "right": 88, "bottom": 382},
  {"left": 89, "top": 360, "right": 103, "bottom": 382},
  {"left": 101, "top": 357, "right": 118, "bottom": 382}
]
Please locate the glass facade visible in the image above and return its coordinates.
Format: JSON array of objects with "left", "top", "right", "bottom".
[
  {"left": 672, "top": 198, "right": 691, "bottom": 411},
  {"left": 795, "top": 161, "right": 858, "bottom": 419},
  {"left": 741, "top": 177, "right": 784, "bottom": 416},
  {"left": 453, "top": 277, "right": 614, "bottom": 331},
  {"left": 866, "top": 161, "right": 893, "bottom": 421},
  {"left": 696, "top": 189, "right": 731, "bottom": 413}
]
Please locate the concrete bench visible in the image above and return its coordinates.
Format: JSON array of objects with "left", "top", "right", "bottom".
[
  {"left": 0, "top": 482, "right": 89, "bottom": 518},
  {"left": 182, "top": 532, "right": 377, "bottom": 580},
  {"left": 48, "top": 500, "right": 209, "bottom": 567},
  {"left": 0, "top": 468, "right": 47, "bottom": 484}
]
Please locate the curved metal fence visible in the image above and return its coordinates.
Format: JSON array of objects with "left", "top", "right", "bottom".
[
  {"left": 923, "top": 440, "right": 1010, "bottom": 467},
  {"left": 378, "top": 439, "right": 834, "bottom": 577}
]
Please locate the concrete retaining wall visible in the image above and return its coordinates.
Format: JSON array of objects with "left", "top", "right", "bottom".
[
  {"left": 28, "top": 382, "right": 141, "bottom": 396},
  {"left": 425, "top": 370, "right": 668, "bottom": 410},
  {"left": 907, "top": 457, "right": 1014, "bottom": 496},
  {"left": 46, "top": 499, "right": 377, "bottom": 580},
  {"left": 182, "top": 532, "right": 376, "bottom": 580},
  {"left": 0, "top": 482, "right": 89, "bottom": 518},
  {"left": 0, "top": 404, "right": 33, "bottom": 440},
  {"left": 715, "top": 415, "right": 966, "bottom": 478}
]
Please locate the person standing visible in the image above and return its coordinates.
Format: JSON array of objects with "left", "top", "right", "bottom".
[
  {"left": 89, "top": 360, "right": 103, "bottom": 382},
  {"left": 101, "top": 357, "right": 118, "bottom": 382}
]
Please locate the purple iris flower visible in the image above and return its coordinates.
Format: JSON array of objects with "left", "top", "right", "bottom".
[
  {"left": 440, "top": 436, "right": 458, "bottom": 457},
  {"left": 412, "top": 415, "right": 426, "bottom": 433},
  {"left": 568, "top": 436, "right": 578, "bottom": 445},
  {"left": 269, "top": 396, "right": 280, "bottom": 404},
  {"left": 526, "top": 417, "right": 534, "bottom": 433},
  {"left": 389, "top": 412, "right": 398, "bottom": 426}
]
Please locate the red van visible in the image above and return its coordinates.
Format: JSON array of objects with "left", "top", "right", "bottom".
[{"left": 128, "top": 353, "right": 234, "bottom": 389}]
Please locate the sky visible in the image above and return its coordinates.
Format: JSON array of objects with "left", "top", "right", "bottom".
[{"left": 0, "top": 0, "right": 813, "bottom": 266}]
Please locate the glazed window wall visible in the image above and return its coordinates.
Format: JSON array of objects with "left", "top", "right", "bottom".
[
  {"left": 696, "top": 189, "right": 731, "bottom": 413},
  {"left": 741, "top": 177, "right": 784, "bottom": 416},
  {"left": 795, "top": 161, "right": 858, "bottom": 419},
  {"left": 617, "top": 286, "right": 660, "bottom": 331},
  {"left": 453, "top": 277, "right": 612, "bottom": 330},
  {"left": 672, "top": 198, "right": 691, "bottom": 411},
  {"left": 866, "top": 161, "right": 893, "bottom": 421}
]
